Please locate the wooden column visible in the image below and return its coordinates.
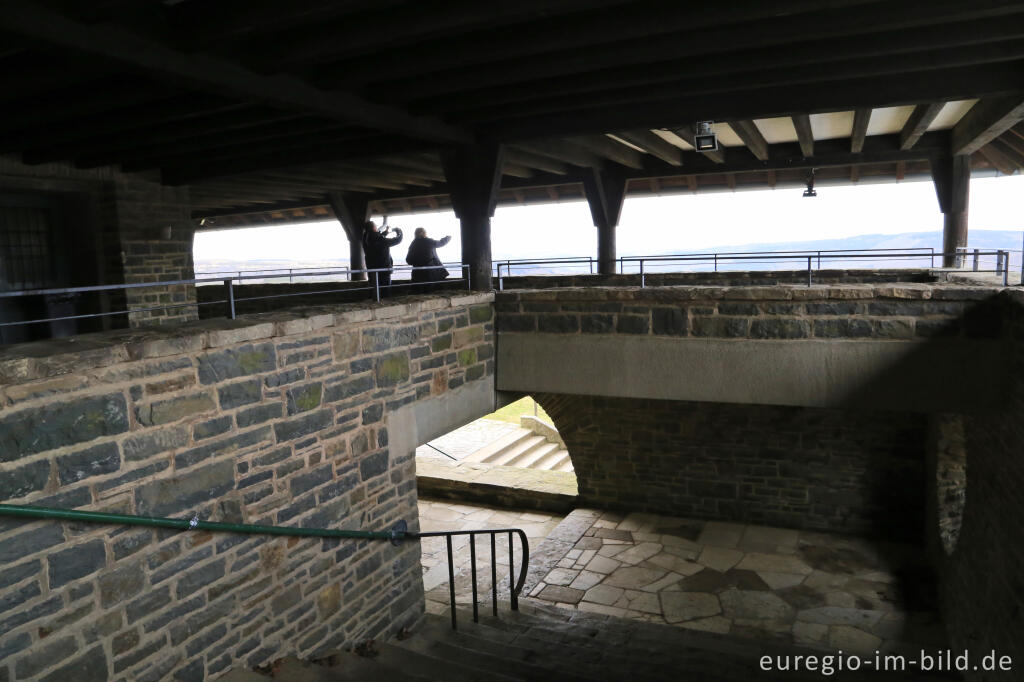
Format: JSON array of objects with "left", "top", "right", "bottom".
[
  {"left": 327, "top": 191, "right": 370, "bottom": 280},
  {"left": 441, "top": 143, "right": 505, "bottom": 290},
  {"left": 931, "top": 155, "right": 970, "bottom": 267},
  {"left": 582, "top": 165, "right": 627, "bottom": 275}
]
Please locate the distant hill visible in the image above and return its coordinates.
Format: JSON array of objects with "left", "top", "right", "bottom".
[{"left": 195, "top": 230, "right": 1022, "bottom": 279}]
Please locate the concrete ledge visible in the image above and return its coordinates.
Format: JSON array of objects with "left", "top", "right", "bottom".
[
  {"left": 417, "top": 458, "right": 578, "bottom": 514},
  {"left": 498, "top": 334, "right": 1007, "bottom": 412}
]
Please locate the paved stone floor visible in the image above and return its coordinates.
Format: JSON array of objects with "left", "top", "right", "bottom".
[
  {"left": 417, "top": 499, "right": 563, "bottom": 615},
  {"left": 527, "top": 510, "right": 946, "bottom": 656},
  {"left": 415, "top": 418, "right": 520, "bottom": 462}
]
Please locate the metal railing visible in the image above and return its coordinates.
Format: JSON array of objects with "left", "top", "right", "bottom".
[
  {"left": 0, "top": 503, "right": 529, "bottom": 631},
  {"left": 494, "top": 248, "right": 1023, "bottom": 289},
  {"left": 0, "top": 262, "right": 470, "bottom": 329}
]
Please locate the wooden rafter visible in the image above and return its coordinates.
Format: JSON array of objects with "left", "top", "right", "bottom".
[
  {"left": 899, "top": 102, "right": 944, "bottom": 150},
  {"left": 613, "top": 130, "right": 683, "bottom": 166},
  {"left": 851, "top": 107, "right": 872, "bottom": 153},
  {"left": 952, "top": 96, "right": 1024, "bottom": 155},
  {"left": 726, "top": 120, "right": 769, "bottom": 161},
  {"left": 792, "top": 114, "right": 814, "bottom": 158},
  {"left": 566, "top": 135, "right": 644, "bottom": 169}
]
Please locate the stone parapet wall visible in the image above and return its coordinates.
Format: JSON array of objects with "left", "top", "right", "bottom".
[
  {"left": 0, "top": 292, "right": 494, "bottom": 681},
  {"left": 496, "top": 283, "right": 1003, "bottom": 340}
]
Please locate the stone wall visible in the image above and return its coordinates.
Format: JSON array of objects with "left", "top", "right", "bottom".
[
  {"left": 934, "top": 290, "right": 1024, "bottom": 676},
  {"left": 0, "top": 292, "right": 494, "bottom": 681},
  {"left": 0, "top": 157, "right": 197, "bottom": 331},
  {"left": 496, "top": 283, "right": 999, "bottom": 341},
  {"left": 536, "top": 393, "right": 927, "bottom": 540}
]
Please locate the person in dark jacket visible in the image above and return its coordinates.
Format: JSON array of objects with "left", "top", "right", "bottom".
[
  {"left": 405, "top": 228, "right": 451, "bottom": 284},
  {"left": 361, "top": 220, "right": 402, "bottom": 296}
]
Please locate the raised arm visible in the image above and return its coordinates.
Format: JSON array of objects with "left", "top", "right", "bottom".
[{"left": 435, "top": 235, "right": 451, "bottom": 247}]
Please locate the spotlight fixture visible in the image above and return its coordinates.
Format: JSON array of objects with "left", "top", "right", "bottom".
[
  {"left": 802, "top": 169, "right": 817, "bottom": 198},
  {"left": 694, "top": 121, "right": 718, "bottom": 152}
]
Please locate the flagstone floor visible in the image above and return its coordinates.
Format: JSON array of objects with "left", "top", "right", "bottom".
[{"left": 527, "top": 510, "right": 946, "bottom": 656}]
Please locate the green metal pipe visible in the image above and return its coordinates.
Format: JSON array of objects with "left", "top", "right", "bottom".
[{"left": 0, "top": 504, "right": 409, "bottom": 545}]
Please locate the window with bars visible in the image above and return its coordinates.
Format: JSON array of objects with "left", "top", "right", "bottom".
[{"left": 0, "top": 203, "right": 60, "bottom": 292}]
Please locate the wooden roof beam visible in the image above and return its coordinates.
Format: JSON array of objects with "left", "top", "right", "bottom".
[
  {"left": 952, "top": 96, "right": 1024, "bottom": 155},
  {"left": 504, "top": 148, "right": 570, "bottom": 175},
  {"left": 516, "top": 140, "right": 601, "bottom": 168},
  {"left": 565, "top": 135, "right": 644, "bottom": 169},
  {"left": 851, "top": 107, "right": 871, "bottom": 153},
  {"left": 899, "top": 102, "right": 944, "bottom": 150},
  {"left": 726, "top": 120, "right": 769, "bottom": 161},
  {"left": 502, "top": 164, "right": 535, "bottom": 179},
  {"left": 613, "top": 130, "right": 683, "bottom": 166},
  {"left": 0, "top": 1, "right": 470, "bottom": 145},
  {"left": 792, "top": 114, "right": 814, "bottom": 158},
  {"left": 990, "top": 138, "right": 1024, "bottom": 167},
  {"left": 976, "top": 143, "right": 1018, "bottom": 174},
  {"left": 674, "top": 125, "right": 724, "bottom": 163}
]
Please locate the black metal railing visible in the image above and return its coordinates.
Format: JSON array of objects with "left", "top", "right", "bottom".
[
  {"left": 0, "top": 504, "right": 529, "bottom": 631},
  {"left": 416, "top": 528, "right": 530, "bottom": 630},
  {"left": 0, "top": 262, "right": 470, "bottom": 329},
  {"left": 494, "top": 247, "right": 1023, "bottom": 289}
]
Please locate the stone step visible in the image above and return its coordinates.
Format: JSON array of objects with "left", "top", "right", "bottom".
[
  {"left": 488, "top": 435, "right": 547, "bottom": 466},
  {"left": 504, "top": 440, "right": 560, "bottom": 468},
  {"left": 531, "top": 448, "right": 570, "bottom": 471},
  {"left": 551, "top": 451, "right": 574, "bottom": 471},
  {"left": 462, "top": 428, "right": 534, "bottom": 463}
]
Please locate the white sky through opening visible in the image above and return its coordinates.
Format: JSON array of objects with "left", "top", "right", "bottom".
[{"left": 194, "top": 174, "right": 1024, "bottom": 263}]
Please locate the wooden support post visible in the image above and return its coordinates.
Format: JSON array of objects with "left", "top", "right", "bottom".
[
  {"left": 931, "top": 155, "right": 970, "bottom": 267},
  {"left": 581, "top": 164, "right": 627, "bottom": 275},
  {"left": 441, "top": 143, "right": 505, "bottom": 291},
  {"left": 327, "top": 191, "right": 370, "bottom": 280}
]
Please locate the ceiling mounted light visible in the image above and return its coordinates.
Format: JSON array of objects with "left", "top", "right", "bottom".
[
  {"left": 694, "top": 121, "right": 718, "bottom": 152},
  {"left": 803, "top": 169, "right": 817, "bottom": 197}
]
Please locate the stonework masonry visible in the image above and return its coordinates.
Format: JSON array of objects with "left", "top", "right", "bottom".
[
  {"left": 536, "top": 393, "right": 927, "bottom": 540},
  {"left": 0, "top": 157, "right": 197, "bottom": 329},
  {"left": 0, "top": 292, "right": 494, "bottom": 681}
]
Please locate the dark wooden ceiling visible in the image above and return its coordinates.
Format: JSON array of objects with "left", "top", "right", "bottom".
[{"left": 2, "top": 0, "right": 1024, "bottom": 221}]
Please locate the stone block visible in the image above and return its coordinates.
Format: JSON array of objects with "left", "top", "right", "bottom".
[
  {"left": 360, "top": 452, "right": 389, "bottom": 481},
  {"left": 286, "top": 382, "right": 323, "bottom": 414},
  {"left": 324, "top": 375, "right": 375, "bottom": 403},
  {"left": 290, "top": 465, "right": 333, "bottom": 497},
  {"left": 453, "top": 325, "right": 484, "bottom": 347},
  {"left": 375, "top": 352, "right": 410, "bottom": 387},
  {"left": 176, "top": 559, "right": 226, "bottom": 599},
  {"left": 616, "top": 314, "right": 649, "bottom": 335},
  {"left": 136, "top": 392, "right": 216, "bottom": 427},
  {"left": 206, "top": 322, "right": 275, "bottom": 348},
  {"left": 49, "top": 539, "right": 106, "bottom": 588},
  {"left": 469, "top": 304, "right": 493, "bottom": 323},
  {"left": 99, "top": 562, "right": 146, "bottom": 607},
  {"left": 174, "top": 427, "right": 271, "bottom": 469},
  {"left": 193, "top": 416, "right": 233, "bottom": 441},
  {"left": 16, "top": 636, "right": 80, "bottom": 679},
  {"left": 237, "top": 403, "right": 283, "bottom": 428},
  {"left": 812, "top": 319, "right": 872, "bottom": 338},
  {"left": 0, "top": 458, "right": 50, "bottom": 500},
  {"left": 0, "top": 525, "right": 64, "bottom": 563},
  {"left": 58, "top": 442, "right": 121, "bottom": 485},
  {"left": 197, "top": 343, "right": 276, "bottom": 384},
  {"left": 691, "top": 317, "right": 749, "bottom": 338},
  {"left": 651, "top": 308, "right": 686, "bottom": 336},
  {"left": 38, "top": 645, "right": 108, "bottom": 682},
  {"left": 0, "top": 393, "right": 129, "bottom": 460},
  {"left": 217, "top": 379, "right": 262, "bottom": 410},
  {"left": 3, "top": 375, "right": 90, "bottom": 404},
  {"left": 135, "top": 460, "right": 235, "bottom": 517},
  {"left": 273, "top": 409, "right": 333, "bottom": 442},
  {"left": 750, "top": 318, "right": 810, "bottom": 339},
  {"left": 123, "top": 426, "right": 190, "bottom": 461}
]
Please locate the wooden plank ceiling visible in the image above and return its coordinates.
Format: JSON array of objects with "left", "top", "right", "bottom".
[{"left": 1, "top": 0, "right": 1024, "bottom": 223}]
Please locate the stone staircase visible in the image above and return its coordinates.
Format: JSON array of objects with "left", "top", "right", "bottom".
[
  {"left": 222, "top": 602, "right": 959, "bottom": 681},
  {"left": 462, "top": 427, "right": 573, "bottom": 472}
]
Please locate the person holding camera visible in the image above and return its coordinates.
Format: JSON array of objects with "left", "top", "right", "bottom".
[
  {"left": 406, "top": 227, "right": 451, "bottom": 286},
  {"left": 362, "top": 220, "right": 402, "bottom": 296}
]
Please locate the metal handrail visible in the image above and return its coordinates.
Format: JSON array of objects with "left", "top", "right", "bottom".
[
  {"left": 416, "top": 528, "right": 530, "bottom": 629},
  {"left": 0, "top": 261, "right": 471, "bottom": 328},
  {"left": 0, "top": 504, "right": 530, "bottom": 630}
]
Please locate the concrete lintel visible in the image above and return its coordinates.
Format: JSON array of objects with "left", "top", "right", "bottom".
[
  {"left": 389, "top": 376, "right": 496, "bottom": 464},
  {"left": 496, "top": 334, "right": 1006, "bottom": 412}
]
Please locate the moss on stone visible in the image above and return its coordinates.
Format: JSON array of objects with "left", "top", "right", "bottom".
[
  {"left": 458, "top": 348, "right": 477, "bottom": 366},
  {"left": 431, "top": 334, "right": 452, "bottom": 352},
  {"left": 375, "top": 352, "right": 410, "bottom": 387}
]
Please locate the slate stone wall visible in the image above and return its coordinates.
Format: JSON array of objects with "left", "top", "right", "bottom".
[
  {"left": 536, "top": 393, "right": 927, "bottom": 540},
  {"left": 496, "top": 283, "right": 1002, "bottom": 340},
  {"left": 935, "top": 290, "right": 1024, "bottom": 676},
  {"left": 500, "top": 269, "right": 943, "bottom": 290},
  {"left": 0, "top": 292, "right": 494, "bottom": 681}
]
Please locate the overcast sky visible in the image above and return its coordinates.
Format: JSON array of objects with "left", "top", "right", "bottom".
[{"left": 195, "top": 174, "right": 1024, "bottom": 263}]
